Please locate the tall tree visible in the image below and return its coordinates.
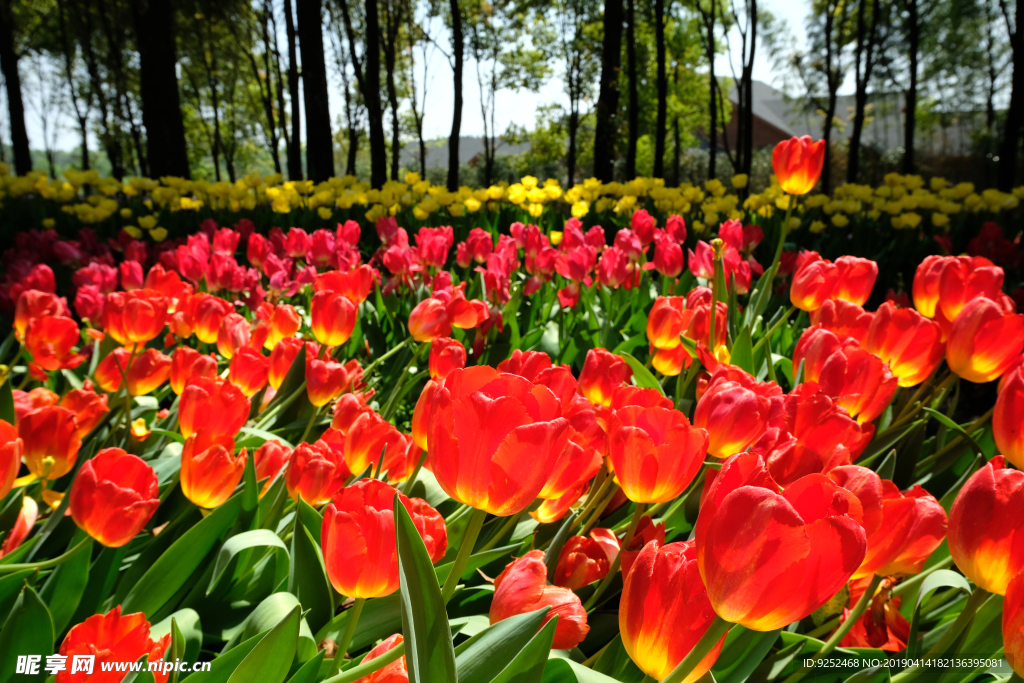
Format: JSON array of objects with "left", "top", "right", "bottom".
[
  {"left": 722, "top": 0, "right": 761, "bottom": 181},
  {"left": 381, "top": 0, "right": 406, "bottom": 181},
  {"left": 695, "top": 0, "right": 719, "bottom": 180},
  {"left": 901, "top": 0, "right": 921, "bottom": 173},
  {"left": 848, "top": 0, "right": 882, "bottom": 183},
  {"left": 248, "top": 0, "right": 283, "bottom": 174},
  {"left": 593, "top": 0, "right": 624, "bottom": 181},
  {"left": 283, "top": 0, "right": 303, "bottom": 179},
  {"left": 653, "top": 0, "right": 667, "bottom": 178},
  {"left": 448, "top": 0, "right": 464, "bottom": 190},
  {"left": 625, "top": 0, "right": 638, "bottom": 178},
  {"left": 56, "top": 0, "right": 92, "bottom": 171},
  {"left": 296, "top": 0, "right": 335, "bottom": 182},
  {"left": 337, "top": 0, "right": 387, "bottom": 186},
  {"left": 0, "top": 0, "right": 30, "bottom": 174},
  {"left": 133, "top": 0, "right": 190, "bottom": 178},
  {"left": 999, "top": 0, "right": 1023, "bottom": 189}
]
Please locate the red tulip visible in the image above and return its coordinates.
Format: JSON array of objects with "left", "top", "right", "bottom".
[
  {"left": 0, "top": 419, "right": 21, "bottom": 500},
  {"left": 69, "top": 447, "right": 160, "bottom": 547},
  {"left": 60, "top": 382, "right": 109, "bottom": 439},
  {"left": 772, "top": 136, "right": 825, "bottom": 195},
  {"left": 647, "top": 296, "right": 686, "bottom": 350},
  {"left": 829, "top": 466, "right": 947, "bottom": 579},
  {"left": 180, "top": 430, "right": 247, "bottom": 509},
  {"left": 617, "top": 516, "right": 666, "bottom": 579},
  {"left": 322, "top": 479, "right": 446, "bottom": 598},
  {"left": 948, "top": 456, "right": 1024, "bottom": 595},
  {"left": 311, "top": 289, "right": 358, "bottom": 346},
  {"left": 607, "top": 404, "right": 708, "bottom": 503},
  {"left": 427, "top": 366, "right": 570, "bottom": 515},
  {"left": 57, "top": 607, "right": 171, "bottom": 683},
  {"left": 179, "top": 376, "right": 250, "bottom": 439},
  {"left": 20, "top": 405, "right": 81, "bottom": 480},
  {"left": 411, "top": 379, "right": 439, "bottom": 450},
  {"left": 1005, "top": 571, "right": 1024, "bottom": 677},
  {"left": 995, "top": 367, "right": 1024, "bottom": 468},
  {"left": 217, "top": 312, "right": 260, "bottom": 360},
  {"left": 839, "top": 577, "right": 910, "bottom": 652},
  {"left": 262, "top": 304, "right": 302, "bottom": 350},
  {"left": 353, "top": 634, "right": 408, "bottom": 683},
  {"left": 408, "top": 297, "right": 452, "bottom": 342},
  {"left": 620, "top": 541, "right": 726, "bottom": 680},
  {"left": 946, "top": 297, "right": 1024, "bottom": 383},
  {"left": 228, "top": 347, "right": 270, "bottom": 397},
  {"left": 694, "top": 365, "right": 780, "bottom": 458},
  {"left": 790, "top": 254, "right": 838, "bottom": 311},
  {"left": 530, "top": 483, "right": 589, "bottom": 524},
  {"left": 316, "top": 264, "right": 376, "bottom": 304},
  {"left": 332, "top": 391, "right": 376, "bottom": 433},
  {"left": 489, "top": 550, "right": 590, "bottom": 649},
  {"left": 538, "top": 433, "right": 603, "bottom": 501},
  {"left": 14, "top": 289, "right": 67, "bottom": 339},
  {"left": 554, "top": 535, "right": 613, "bottom": 590},
  {"left": 24, "top": 315, "right": 86, "bottom": 374},
  {"left": 578, "top": 348, "right": 633, "bottom": 407},
  {"left": 344, "top": 410, "right": 414, "bottom": 478},
  {"left": 429, "top": 337, "right": 467, "bottom": 380},
  {"left": 913, "top": 255, "right": 1004, "bottom": 325},
  {"left": 253, "top": 439, "right": 291, "bottom": 483},
  {"left": 811, "top": 298, "right": 874, "bottom": 344},
  {"left": 863, "top": 302, "right": 944, "bottom": 387},
  {"left": 286, "top": 440, "right": 351, "bottom": 506},
  {"left": 695, "top": 452, "right": 867, "bottom": 630},
  {"left": 0, "top": 496, "right": 37, "bottom": 557},
  {"left": 269, "top": 337, "right": 319, "bottom": 390},
  {"left": 832, "top": 256, "right": 878, "bottom": 307},
  {"left": 305, "top": 357, "right": 348, "bottom": 407},
  {"left": 190, "top": 294, "right": 232, "bottom": 344},
  {"left": 652, "top": 345, "right": 689, "bottom": 377},
  {"left": 101, "top": 289, "right": 169, "bottom": 346},
  {"left": 170, "top": 347, "right": 218, "bottom": 395}
]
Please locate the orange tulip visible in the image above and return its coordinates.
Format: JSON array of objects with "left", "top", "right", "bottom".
[
  {"left": 828, "top": 465, "right": 947, "bottom": 579},
  {"left": 793, "top": 326, "right": 897, "bottom": 424},
  {"left": 311, "top": 289, "right": 358, "bottom": 346},
  {"left": 646, "top": 296, "right": 686, "bottom": 350},
  {"left": 14, "top": 289, "right": 66, "bottom": 339},
  {"left": 316, "top": 264, "right": 376, "bottom": 304},
  {"left": 946, "top": 297, "right": 1024, "bottom": 383},
  {"left": 995, "top": 367, "right": 1024, "bottom": 468},
  {"left": 913, "top": 254, "right": 1004, "bottom": 324},
  {"left": 0, "top": 420, "right": 21, "bottom": 500},
  {"left": 253, "top": 439, "right": 291, "bottom": 483},
  {"left": 772, "top": 135, "right": 825, "bottom": 195},
  {"left": 322, "top": 479, "right": 446, "bottom": 598},
  {"left": 101, "top": 289, "right": 169, "bottom": 345},
  {"left": 620, "top": 540, "right": 726, "bottom": 680},
  {"left": 607, "top": 405, "right": 708, "bottom": 503},
  {"left": 948, "top": 456, "right": 1024, "bottom": 595},
  {"left": 790, "top": 254, "right": 838, "bottom": 311},
  {"left": 408, "top": 297, "right": 452, "bottom": 342},
  {"left": 578, "top": 348, "right": 633, "bottom": 407},
  {"left": 191, "top": 293, "right": 232, "bottom": 344},
  {"left": 19, "top": 405, "right": 81, "bottom": 479},
  {"left": 530, "top": 483, "right": 589, "bottom": 524},
  {"left": 411, "top": 380, "right": 439, "bottom": 450},
  {"left": 262, "top": 303, "right": 302, "bottom": 350},
  {"left": 1004, "top": 571, "right": 1024, "bottom": 677},
  {"left": 228, "top": 347, "right": 270, "bottom": 397},
  {"left": 306, "top": 357, "right": 354, "bottom": 407},
  {"left": 269, "top": 337, "right": 318, "bottom": 390},
  {"left": 617, "top": 516, "right": 666, "bottom": 578},
  {"left": 343, "top": 410, "right": 412, "bottom": 477},
  {"left": 95, "top": 347, "right": 172, "bottom": 396},
  {"left": 333, "top": 390, "right": 376, "bottom": 433},
  {"left": 695, "top": 452, "right": 867, "bottom": 630},
  {"left": 652, "top": 345, "right": 689, "bottom": 377},
  {"left": 286, "top": 440, "right": 351, "bottom": 506},
  {"left": 170, "top": 347, "right": 218, "bottom": 395},
  {"left": 60, "top": 382, "right": 109, "bottom": 439},
  {"left": 69, "top": 447, "right": 160, "bottom": 547},
  {"left": 554, "top": 535, "right": 613, "bottom": 590},
  {"left": 217, "top": 312, "right": 260, "bottom": 360},
  {"left": 179, "top": 376, "right": 250, "bottom": 439},
  {"left": 811, "top": 298, "right": 874, "bottom": 345},
  {"left": 0, "top": 496, "right": 37, "bottom": 557},
  {"left": 13, "top": 386, "right": 58, "bottom": 421},
  {"left": 57, "top": 607, "right": 170, "bottom": 683},
  {"left": 490, "top": 549, "right": 590, "bottom": 649},
  {"left": 833, "top": 256, "right": 878, "bottom": 306},
  {"left": 839, "top": 577, "right": 910, "bottom": 652},
  {"left": 180, "top": 430, "right": 247, "bottom": 509},
  {"left": 427, "top": 366, "right": 570, "bottom": 515},
  {"left": 538, "top": 433, "right": 603, "bottom": 501},
  {"left": 24, "top": 315, "right": 86, "bottom": 372},
  {"left": 353, "top": 634, "right": 408, "bottom": 683},
  {"left": 429, "top": 337, "right": 467, "bottom": 380},
  {"left": 863, "top": 301, "right": 944, "bottom": 387},
  {"left": 694, "top": 365, "right": 779, "bottom": 458}
]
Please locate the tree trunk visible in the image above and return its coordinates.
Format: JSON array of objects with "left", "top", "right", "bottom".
[
  {"left": 0, "top": 0, "right": 30, "bottom": 175},
  {"left": 448, "top": 0, "right": 464, "bottom": 191},
  {"left": 357, "top": 0, "right": 386, "bottom": 187},
  {"left": 384, "top": 16, "right": 401, "bottom": 182},
  {"left": 56, "top": 0, "right": 89, "bottom": 171},
  {"left": 297, "top": 0, "right": 335, "bottom": 182},
  {"left": 133, "top": 0, "right": 190, "bottom": 178},
  {"left": 848, "top": 0, "right": 868, "bottom": 183},
  {"left": 707, "top": 4, "right": 717, "bottom": 181},
  {"left": 903, "top": 0, "right": 918, "bottom": 174},
  {"left": 999, "top": 0, "right": 1022, "bottom": 190},
  {"left": 284, "top": 0, "right": 303, "bottom": 180},
  {"left": 741, "top": 0, "right": 756, "bottom": 178},
  {"left": 593, "top": 0, "right": 623, "bottom": 182},
  {"left": 653, "top": 0, "right": 666, "bottom": 178},
  {"left": 567, "top": 107, "right": 579, "bottom": 184},
  {"left": 625, "top": 0, "right": 638, "bottom": 178}
]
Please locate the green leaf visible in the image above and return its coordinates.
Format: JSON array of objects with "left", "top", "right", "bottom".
[
  {"left": 875, "top": 449, "right": 897, "bottom": 482},
  {"left": 394, "top": 493, "right": 457, "bottom": 683},
  {"left": 545, "top": 512, "right": 579, "bottom": 584},
  {"left": 289, "top": 523, "right": 333, "bottom": 634},
  {"left": 152, "top": 610, "right": 203, "bottom": 674},
  {"left": 238, "top": 428, "right": 295, "bottom": 449},
  {"left": 907, "top": 569, "right": 971, "bottom": 658},
  {"left": 456, "top": 608, "right": 551, "bottom": 683},
  {"left": 207, "top": 529, "right": 289, "bottom": 596},
  {"left": 541, "top": 659, "right": 624, "bottom": 683},
  {"left": 226, "top": 605, "right": 300, "bottom": 683},
  {"left": 285, "top": 651, "right": 326, "bottom": 683},
  {"left": 620, "top": 352, "right": 664, "bottom": 394},
  {"left": 489, "top": 616, "right": 557, "bottom": 683},
  {"left": 38, "top": 532, "right": 92, "bottom": 635},
  {"left": 712, "top": 626, "right": 781, "bottom": 683},
  {"left": 0, "top": 569, "right": 35, "bottom": 623},
  {"left": 122, "top": 495, "right": 243, "bottom": 617},
  {"left": 182, "top": 630, "right": 268, "bottom": 683},
  {"left": 149, "top": 429, "right": 186, "bottom": 444},
  {"left": 0, "top": 379, "right": 13, "bottom": 425},
  {"left": 921, "top": 408, "right": 985, "bottom": 456},
  {"left": 730, "top": 326, "right": 754, "bottom": 374},
  {"left": 222, "top": 592, "right": 317, "bottom": 664},
  {"left": 0, "top": 586, "right": 53, "bottom": 683},
  {"left": 296, "top": 497, "right": 324, "bottom": 545},
  {"left": 241, "top": 455, "right": 259, "bottom": 514}
]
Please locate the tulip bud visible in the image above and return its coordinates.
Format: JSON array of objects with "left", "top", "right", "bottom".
[
  {"left": 343, "top": 410, "right": 412, "bottom": 478},
  {"left": 646, "top": 297, "right": 686, "bottom": 350},
  {"left": 170, "top": 347, "right": 218, "bottom": 395},
  {"left": 0, "top": 420, "right": 21, "bottom": 500},
  {"left": 554, "top": 536, "right": 613, "bottom": 590},
  {"left": 353, "top": 634, "right": 408, "bottom": 683},
  {"left": 322, "top": 479, "right": 446, "bottom": 598},
  {"left": 306, "top": 357, "right": 350, "bottom": 407},
  {"left": 179, "top": 377, "right": 250, "bottom": 439},
  {"left": 791, "top": 256, "right": 838, "bottom": 311},
  {"left": 69, "top": 448, "right": 160, "bottom": 547},
  {"left": 254, "top": 439, "right": 291, "bottom": 483},
  {"left": 863, "top": 302, "right": 944, "bottom": 387},
  {"left": 57, "top": 608, "right": 170, "bottom": 682},
  {"left": 19, "top": 406, "right": 81, "bottom": 480},
  {"left": 833, "top": 256, "right": 878, "bottom": 307},
  {"left": 269, "top": 337, "right": 318, "bottom": 390},
  {"left": 620, "top": 541, "right": 726, "bottom": 680},
  {"left": 228, "top": 347, "right": 270, "bottom": 397},
  {"left": 181, "top": 430, "right": 247, "bottom": 509},
  {"left": 24, "top": 316, "right": 86, "bottom": 373},
  {"left": 101, "top": 289, "right": 169, "bottom": 345},
  {"left": 411, "top": 380, "right": 439, "bottom": 450},
  {"left": 948, "top": 456, "right": 1024, "bottom": 595},
  {"left": 578, "top": 348, "right": 633, "bottom": 407},
  {"left": 14, "top": 290, "right": 66, "bottom": 339},
  {"left": 772, "top": 136, "right": 825, "bottom": 195},
  {"left": 286, "top": 440, "right": 351, "bottom": 506},
  {"left": 60, "top": 383, "right": 109, "bottom": 440},
  {"left": 995, "top": 368, "right": 1024, "bottom": 468},
  {"left": 311, "top": 289, "right": 358, "bottom": 346},
  {"left": 408, "top": 298, "right": 452, "bottom": 342},
  {"left": 694, "top": 366, "right": 778, "bottom": 458},
  {"left": 428, "top": 337, "right": 467, "bottom": 380},
  {"left": 0, "top": 497, "right": 37, "bottom": 557},
  {"left": 263, "top": 304, "right": 302, "bottom": 350},
  {"left": 946, "top": 297, "right": 1024, "bottom": 384}
]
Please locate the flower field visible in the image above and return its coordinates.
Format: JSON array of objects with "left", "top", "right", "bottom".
[{"left": 0, "top": 137, "right": 1022, "bottom": 682}]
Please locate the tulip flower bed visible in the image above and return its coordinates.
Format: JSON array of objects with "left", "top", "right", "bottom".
[{"left": 0, "top": 139, "right": 1023, "bottom": 683}]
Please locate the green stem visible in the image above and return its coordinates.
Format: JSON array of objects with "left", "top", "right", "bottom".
[
  {"left": 0, "top": 536, "right": 91, "bottom": 573},
  {"left": 891, "top": 557, "right": 954, "bottom": 599},
  {"left": 381, "top": 344, "right": 424, "bottom": 421},
  {"left": 479, "top": 512, "right": 521, "bottom": 552},
  {"left": 400, "top": 450, "right": 429, "bottom": 495},
  {"left": 579, "top": 482, "right": 620, "bottom": 536},
  {"left": 334, "top": 598, "right": 365, "bottom": 667},
  {"left": 584, "top": 502, "right": 645, "bottom": 611},
  {"left": 298, "top": 405, "right": 321, "bottom": 444},
  {"left": 440, "top": 507, "right": 488, "bottom": 604},
  {"left": 782, "top": 574, "right": 884, "bottom": 683},
  {"left": 255, "top": 381, "right": 307, "bottom": 429},
  {"left": 751, "top": 306, "right": 795, "bottom": 357},
  {"left": 660, "top": 615, "right": 732, "bottom": 683},
  {"left": 361, "top": 337, "right": 413, "bottom": 378},
  {"left": 321, "top": 642, "right": 405, "bottom": 683}
]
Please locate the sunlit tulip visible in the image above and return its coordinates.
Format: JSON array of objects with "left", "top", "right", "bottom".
[
  {"left": 332, "top": 391, "right": 376, "bottom": 433},
  {"left": 60, "top": 382, "right": 109, "bottom": 439},
  {"left": 839, "top": 578, "right": 909, "bottom": 652},
  {"left": 428, "top": 366, "right": 570, "bottom": 515},
  {"left": 913, "top": 255, "right": 1004, "bottom": 324},
  {"left": 0, "top": 496, "right": 37, "bottom": 557},
  {"left": 316, "top": 264, "right": 376, "bottom": 304},
  {"left": 170, "top": 347, "right": 218, "bottom": 395},
  {"left": 538, "top": 435, "right": 603, "bottom": 501},
  {"left": 191, "top": 294, "right": 232, "bottom": 344},
  {"left": 353, "top": 634, "right": 407, "bottom": 683},
  {"left": 578, "top": 348, "right": 633, "bottom": 407},
  {"left": 322, "top": 479, "right": 446, "bottom": 598},
  {"left": 811, "top": 298, "right": 874, "bottom": 344},
  {"left": 1004, "top": 572, "right": 1024, "bottom": 677},
  {"left": 652, "top": 345, "right": 689, "bottom": 376},
  {"left": 832, "top": 256, "right": 878, "bottom": 306},
  {"left": 179, "top": 377, "right": 250, "bottom": 439},
  {"left": 408, "top": 297, "right": 452, "bottom": 342},
  {"left": 253, "top": 439, "right": 291, "bottom": 483},
  {"left": 948, "top": 456, "right": 1024, "bottom": 595},
  {"left": 311, "top": 289, "right": 358, "bottom": 346},
  {"left": 411, "top": 380, "right": 439, "bottom": 450},
  {"left": 306, "top": 357, "right": 350, "bottom": 407},
  {"left": 263, "top": 304, "right": 302, "bottom": 350},
  {"left": 695, "top": 452, "right": 867, "bottom": 630},
  {"left": 180, "top": 430, "right": 246, "bottom": 509},
  {"left": 228, "top": 347, "right": 269, "bottom": 397},
  {"left": 24, "top": 316, "right": 86, "bottom": 372},
  {"left": 56, "top": 607, "right": 170, "bottom": 683},
  {"left": 620, "top": 540, "right": 726, "bottom": 680},
  {"left": 490, "top": 550, "right": 590, "bottom": 649},
  {"left": 217, "top": 312, "right": 259, "bottom": 360},
  {"left": 790, "top": 254, "right": 838, "bottom": 311},
  {"left": 772, "top": 136, "right": 825, "bottom": 195},
  {"left": 946, "top": 297, "right": 1024, "bottom": 383},
  {"left": 995, "top": 368, "right": 1024, "bottom": 468},
  {"left": 0, "top": 420, "right": 21, "bottom": 500},
  {"left": 343, "top": 410, "right": 412, "bottom": 477},
  {"left": 124, "top": 348, "right": 172, "bottom": 396},
  {"left": 13, "top": 386, "right": 58, "bottom": 422},
  {"left": 286, "top": 440, "right": 351, "bottom": 506},
  {"left": 554, "top": 536, "right": 612, "bottom": 590},
  {"left": 828, "top": 466, "right": 947, "bottom": 579},
  {"left": 531, "top": 483, "right": 589, "bottom": 524},
  {"left": 694, "top": 365, "right": 779, "bottom": 457},
  {"left": 20, "top": 405, "right": 81, "bottom": 480},
  {"left": 269, "top": 337, "right": 318, "bottom": 390},
  {"left": 608, "top": 405, "right": 707, "bottom": 503},
  {"left": 69, "top": 448, "right": 160, "bottom": 548},
  {"left": 646, "top": 296, "right": 686, "bottom": 350},
  {"left": 14, "top": 289, "right": 67, "bottom": 339},
  {"left": 863, "top": 302, "right": 944, "bottom": 387},
  {"left": 429, "top": 337, "right": 467, "bottom": 380}
]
